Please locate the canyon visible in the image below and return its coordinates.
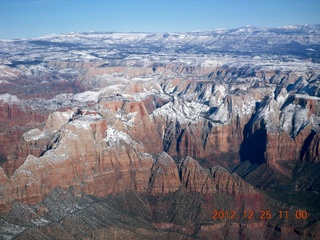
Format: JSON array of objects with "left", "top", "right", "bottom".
[{"left": 0, "top": 25, "right": 320, "bottom": 239}]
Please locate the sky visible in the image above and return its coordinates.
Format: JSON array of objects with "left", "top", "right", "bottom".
[{"left": 0, "top": 0, "right": 319, "bottom": 39}]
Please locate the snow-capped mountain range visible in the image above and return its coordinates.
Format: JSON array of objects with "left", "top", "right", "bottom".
[{"left": 0, "top": 24, "right": 319, "bottom": 66}]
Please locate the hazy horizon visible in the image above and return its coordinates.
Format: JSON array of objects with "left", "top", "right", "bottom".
[{"left": 1, "top": 0, "right": 320, "bottom": 39}]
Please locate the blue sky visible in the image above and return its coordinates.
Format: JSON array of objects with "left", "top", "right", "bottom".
[{"left": 0, "top": 0, "right": 319, "bottom": 39}]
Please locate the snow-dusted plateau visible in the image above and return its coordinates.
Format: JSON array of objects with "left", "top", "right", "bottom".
[{"left": 0, "top": 25, "right": 320, "bottom": 239}]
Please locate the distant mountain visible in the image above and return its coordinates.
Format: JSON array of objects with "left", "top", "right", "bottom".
[{"left": 0, "top": 24, "right": 320, "bottom": 65}]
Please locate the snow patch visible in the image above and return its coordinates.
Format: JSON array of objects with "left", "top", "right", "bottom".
[
  {"left": 295, "top": 94, "right": 320, "bottom": 100},
  {"left": 70, "top": 114, "right": 103, "bottom": 130},
  {"left": 280, "top": 103, "right": 310, "bottom": 137},
  {"left": 72, "top": 91, "right": 100, "bottom": 103},
  {"left": 0, "top": 93, "right": 20, "bottom": 104},
  {"left": 233, "top": 97, "right": 256, "bottom": 118},
  {"left": 209, "top": 103, "right": 229, "bottom": 124},
  {"left": 152, "top": 98, "right": 209, "bottom": 123},
  {"left": 292, "top": 107, "right": 309, "bottom": 137},
  {"left": 281, "top": 103, "right": 295, "bottom": 133},
  {"left": 62, "top": 128, "right": 78, "bottom": 139},
  {"left": 115, "top": 111, "right": 137, "bottom": 126},
  {"left": 30, "top": 218, "right": 50, "bottom": 227},
  {"left": 104, "top": 126, "right": 138, "bottom": 148},
  {"left": 22, "top": 128, "right": 46, "bottom": 142}
]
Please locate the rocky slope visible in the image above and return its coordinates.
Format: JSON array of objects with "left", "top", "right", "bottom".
[{"left": 0, "top": 25, "right": 320, "bottom": 239}]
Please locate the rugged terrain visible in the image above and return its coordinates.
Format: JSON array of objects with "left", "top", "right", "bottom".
[{"left": 0, "top": 25, "right": 320, "bottom": 239}]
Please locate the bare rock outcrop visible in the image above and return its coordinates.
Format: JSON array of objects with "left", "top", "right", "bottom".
[
  {"left": 0, "top": 102, "right": 47, "bottom": 176},
  {"left": 148, "top": 152, "right": 181, "bottom": 194},
  {"left": 0, "top": 112, "right": 155, "bottom": 210},
  {"left": 179, "top": 156, "right": 259, "bottom": 196}
]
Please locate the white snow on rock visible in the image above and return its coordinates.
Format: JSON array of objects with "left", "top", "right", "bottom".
[
  {"left": 0, "top": 93, "right": 20, "bottom": 104},
  {"left": 152, "top": 98, "right": 209, "bottom": 124},
  {"left": 280, "top": 103, "right": 295, "bottom": 133},
  {"left": 115, "top": 111, "right": 138, "bottom": 126},
  {"left": 70, "top": 114, "right": 103, "bottom": 130},
  {"left": 72, "top": 91, "right": 100, "bottom": 103},
  {"left": 104, "top": 125, "right": 138, "bottom": 148},
  {"left": 22, "top": 128, "right": 46, "bottom": 142},
  {"left": 276, "top": 88, "right": 289, "bottom": 105},
  {"left": 209, "top": 102, "right": 229, "bottom": 124},
  {"left": 61, "top": 128, "right": 78, "bottom": 140},
  {"left": 30, "top": 217, "right": 50, "bottom": 227},
  {"left": 235, "top": 97, "right": 257, "bottom": 117},
  {"left": 249, "top": 97, "right": 281, "bottom": 132},
  {"left": 295, "top": 94, "right": 320, "bottom": 100},
  {"left": 215, "top": 85, "right": 226, "bottom": 96},
  {"left": 280, "top": 103, "right": 311, "bottom": 137},
  {"left": 201, "top": 59, "right": 224, "bottom": 67},
  {"left": 292, "top": 107, "right": 309, "bottom": 137},
  {"left": 0, "top": 69, "right": 17, "bottom": 78}
]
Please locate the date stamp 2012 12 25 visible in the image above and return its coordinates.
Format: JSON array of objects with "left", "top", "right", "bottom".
[{"left": 212, "top": 210, "right": 308, "bottom": 220}]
